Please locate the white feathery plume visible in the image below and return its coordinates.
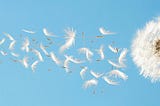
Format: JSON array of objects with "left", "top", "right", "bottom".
[
  {"left": 102, "top": 76, "right": 119, "bottom": 85},
  {"left": 90, "top": 70, "right": 104, "bottom": 79},
  {"left": 50, "top": 51, "right": 61, "bottom": 65},
  {"left": 0, "top": 38, "right": 5, "bottom": 45},
  {"left": 21, "top": 56, "right": 29, "bottom": 68},
  {"left": 107, "top": 59, "right": 124, "bottom": 68},
  {"left": 10, "top": 52, "right": 19, "bottom": 57},
  {"left": 131, "top": 17, "right": 160, "bottom": 82},
  {"left": 4, "top": 32, "right": 15, "bottom": 41},
  {"left": 80, "top": 66, "right": 88, "bottom": 80},
  {"left": 108, "top": 70, "right": 128, "bottom": 80},
  {"left": 31, "top": 60, "right": 39, "bottom": 72},
  {"left": 63, "top": 55, "right": 83, "bottom": 73},
  {"left": 95, "top": 45, "right": 105, "bottom": 60},
  {"left": 118, "top": 48, "right": 128, "bottom": 67},
  {"left": 59, "top": 28, "right": 76, "bottom": 53},
  {"left": 78, "top": 47, "right": 93, "bottom": 61},
  {"left": 65, "top": 55, "right": 83, "bottom": 64},
  {"left": 108, "top": 45, "right": 119, "bottom": 53},
  {"left": 83, "top": 78, "right": 98, "bottom": 89},
  {"left": 9, "top": 40, "right": 16, "bottom": 50},
  {"left": 22, "top": 29, "right": 35, "bottom": 34},
  {"left": 99, "top": 27, "right": 115, "bottom": 35},
  {"left": 0, "top": 51, "right": 7, "bottom": 56},
  {"left": 21, "top": 37, "right": 30, "bottom": 52},
  {"left": 40, "top": 43, "right": 49, "bottom": 56},
  {"left": 31, "top": 49, "right": 44, "bottom": 62},
  {"left": 43, "top": 28, "right": 56, "bottom": 37}
]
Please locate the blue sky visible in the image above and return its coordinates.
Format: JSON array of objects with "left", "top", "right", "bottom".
[{"left": 0, "top": 0, "right": 160, "bottom": 106}]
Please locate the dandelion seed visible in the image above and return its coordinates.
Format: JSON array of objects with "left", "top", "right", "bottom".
[
  {"left": 83, "top": 78, "right": 98, "bottom": 89},
  {"left": 60, "top": 28, "right": 76, "bottom": 53},
  {"left": 22, "top": 29, "right": 35, "bottom": 34}
]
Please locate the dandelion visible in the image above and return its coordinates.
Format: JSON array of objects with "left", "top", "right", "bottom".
[{"left": 131, "top": 17, "right": 160, "bottom": 82}]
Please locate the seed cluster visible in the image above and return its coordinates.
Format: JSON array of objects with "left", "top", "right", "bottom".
[{"left": 154, "top": 39, "right": 160, "bottom": 56}]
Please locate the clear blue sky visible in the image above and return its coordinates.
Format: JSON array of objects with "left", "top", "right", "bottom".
[{"left": 0, "top": 0, "right": 160, "bottom": 106}]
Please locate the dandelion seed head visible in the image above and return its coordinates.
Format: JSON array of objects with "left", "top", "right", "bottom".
[{"left": 131, "top": 17, "right": 160, "bottom": 82}]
